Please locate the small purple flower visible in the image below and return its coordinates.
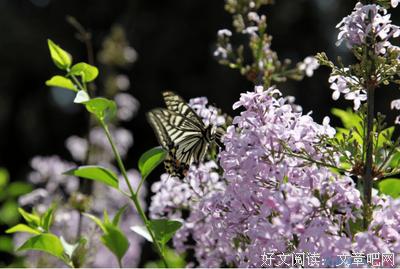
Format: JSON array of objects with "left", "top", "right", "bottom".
[{"left": 336, "top": 2, "right": 400, "bottom": 55}]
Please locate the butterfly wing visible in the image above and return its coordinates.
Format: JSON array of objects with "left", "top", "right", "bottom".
[
  {"left": 162, "top": 91, "right": 205, "bottom": 129},
  {"left": 147, "top": 91, "right": 212, "bottom": 178},
  {"left": 146, "top": 109, "right": 173, "bottom": 150},
  {"left": 147, "top": 107, "right": 208, "bottom": 156}
]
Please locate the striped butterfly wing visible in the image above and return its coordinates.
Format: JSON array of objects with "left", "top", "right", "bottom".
[
  {"left": 162, "top": 91, "right": 205, "bottom": 129},
  {"left": 146, "top": 109, "right": 173, "bottom": 150},
  {"left": 162, "top": 91, "right": 211, "bottom": 163},
  {"left": 147, "top": 92, "right": 210, "bottom": 178}
]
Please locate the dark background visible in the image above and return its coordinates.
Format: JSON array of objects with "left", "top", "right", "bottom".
[{"left": 0, "top": 0, "right": 399, "bottom": 261}]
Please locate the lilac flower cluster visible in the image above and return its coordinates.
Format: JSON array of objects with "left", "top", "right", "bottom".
[
  {"left": 329, "top": 72, "right": 366, "bottom": 110},
  {"left": 151, "top": 86, "right": 400, "bottom": 267},
  {"left": 198, "top": 87, "right": 360, "bottom": 267},
  {"left": 188, "top": 97, "right": 226, "bottom": 127},
  {"left": 336, "top": 2, "right": 400, "bottom": 53},
  {"left": 297, "top": 56, "right": 319, "bottom": 78},
  {"left": 330, "top": 2, "right": 400, "bottom": 110},
  {"left": 149, "top": 161, "right": 226, "bottom": 266}
]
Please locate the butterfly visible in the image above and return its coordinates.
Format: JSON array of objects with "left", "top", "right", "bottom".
[{"left": 147, "top": 91, "right": 223, "bottom": 179}]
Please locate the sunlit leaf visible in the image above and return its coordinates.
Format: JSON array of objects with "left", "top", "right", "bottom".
[
  {"left": 41, "top": 204, "right": 56, "bottom": 232},
  {"left": 18, "top": 208, "right": 40, "bottom": 227},
  {"left": 0, "top": 201, "right": 19, "bottom": 225},
  {"left": 64, "top": 165, "right": 119, "bottom": 189},
  {"left": 45, "top": 76, "right": 77, "bottom": 92},
  {"left": 112, "top": 205, "right": 128, "bottom": 226},
  {"left": 7, "top": 182, "right": 33, "bottom": 197},
  {"left": 379, "top": 178, "right": 400, "bottom": 199},
  {"left": 60, "top": 236, "right": 86, "bottom": 262},
  {"left": 6, "top": 224, "right": 41, "bottom": 235},
  {"left": 389, "top": 150, "right": 400, "bottom": 169},
  {"left": 130, "top": 225, "right": 153, "bottom": 242},
  {"left": 70, "top": 62, "right": 99, "bottom": 82},
  {"left": 0, "top": 168, "right": 9, "bottom": 189},
  {"left": 149, "top": 219, "right": 182, "bottom": 246},
  {"left": 331, "top": 108, "right": 363, "bottom": 133},
  {"left": 138, "top": 147, "right": 166, "bottom": 180},
  {"left": 47, "top": 39, "right": 72, "bottom": 70},
  {"left": 377, "top": 127, "right": 394, "bottom": 148},
  {"left": 74, "top": 90, "right": 90, "bottom": 103},
  {"left": 83, "top": 97, "right": 116, "bottom": 122},
  {"left": 101, "top": 223, "right": 129, "bottom": 264},
  {"left": 82, "top": 213, "right": 106, "bottom": 233},
  {"left": 18, "top": 233, "right": 65, "bottom": 260}
]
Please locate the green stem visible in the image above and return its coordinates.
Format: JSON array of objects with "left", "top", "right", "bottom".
[
  {"left": 363, "top": 83, "right": 375, "bottom": 229},
  {"left": 282, "top": 146, "right": 351, "bottom": 174},
  {"left": 135, "top": 175, "right": 146, "bottom": 196},
  {"left": 99, "top": 121, "right": 169, "bottom": 268},
  {"left": 69, "top": 72, "right": 86, "bottom": 93}
]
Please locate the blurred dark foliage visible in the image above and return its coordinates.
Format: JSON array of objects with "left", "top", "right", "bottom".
[{"left": 1, "top": 0, "right": 400, "bottom": 265}]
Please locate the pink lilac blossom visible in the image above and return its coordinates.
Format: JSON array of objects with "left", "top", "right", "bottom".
[
  {"left": 149, "top": 161, "right": 226, "bottom": 266},
  {"left": 298, "top": 56, "right": 319, "bottom": 77},
  {"left": 65, "top": 126, "right": 133, "bottom": 163},
  {"left": 336, "top": 2, "right": 400, "bottom": 54},
  {"left": 188, "top": 97, "right": 226, "bottom": 127},
  {"left": 201, "top": 87, "right": 361, "bottom": 267},
  {"left": 115, "top": 93, "right": 140, "bottom": 121},
  {"left": 390, "top": 99, "right": 400, "bottom": 124},
  {"left": 328, "top": 72, "right": 366, "bottom": 110},
  {"left": 150, "top": 86, "right": 400, "bottom": 267}
]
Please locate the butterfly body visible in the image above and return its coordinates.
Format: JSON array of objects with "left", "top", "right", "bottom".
[{"left": 147, "top": 91, "right": 220, "bottom": 179}]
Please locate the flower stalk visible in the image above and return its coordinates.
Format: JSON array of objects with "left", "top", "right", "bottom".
[
  {"left": 363, "top": 81, "right": 375, "bottom": 229},
  {"left": 100, "top": 121, "right": 169, "bottom": 268}
]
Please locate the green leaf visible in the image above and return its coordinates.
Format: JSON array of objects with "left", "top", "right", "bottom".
[
  {"left": 84, "top": 97, "right": 117, "bottom": 122},
  {"left": 45, "top": 76, "right": 77, "bottom": 92},
  {"left": 18, "top": 208, "right": 40, "bottom": 227},
  {"left": 0, "top": 236, "right": 13, "bottom": 253},
  {"left": 70, "top": 62, "right": 99, "bottom": 82},
  {"left": 130, "top": 225, "right": 153, "bottom": 242},
  {"left": 47, "top": 39, "right": 72, "bottom": 70},
  {"left": 389, "top": 150, "right": 400, "bottom": 168},
  {"left": 64, "top": 165, "right": 119, "bottom": 189},
  {"left": 379, "top": 178, "right": 400, "bottom": 199},
  {"left": 349, "top": 218, "right": 365, "bottom": 234},
  {"left": 138, "top": 147, "right": 166, "bottom": 180},
  {"left": 74, "top": 90, "right": 90, "bottom": 103},
  {"left": 60, "top": 236, "right": 86, "bottom": 262},
  {"left": 331, "top": 108, "right": 362, "bottom": 133},
  {"left": 0, "top": 168, "right": 9, "bottom": 189},
  {"left": 112, "top": 205, "right": 128, "bottom": 226},
  {"left": 82, "top": 213, "right": 106, "bottom": 233},
  {"left": 0, "top": 201, "right": 19, "bottom": 225},
  {"left": 71, "top": 237, "right": 87, "bottom": 268},
  {"left": 149, "top": 219, "right": 182, "bottom": 246},
  {"left": 18, "top": 233, "right": 65, "bottom": 260},
  {"left": 40, "top": 204, "right": 56, "bottom": 232},
  {"left": 377, "top": 127, "right": 394, "bottom": 148},
  {"left": 103, "top": 208, "right": 110, "bottom": 224},
  {"left": 101, "top": 223, "right": 129, "bottom": 264},
  {"left": 6, "top": 224, "right": 41, "bottom": 235},
  {"left": 60, "top": 236, "right": 76, "bottom": 258},
  {"left": 144, "top": 247, "right": 186, "bottom": 268},
  {"left": 7, "top": 182, "right": 33, "bottom": 197}
]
